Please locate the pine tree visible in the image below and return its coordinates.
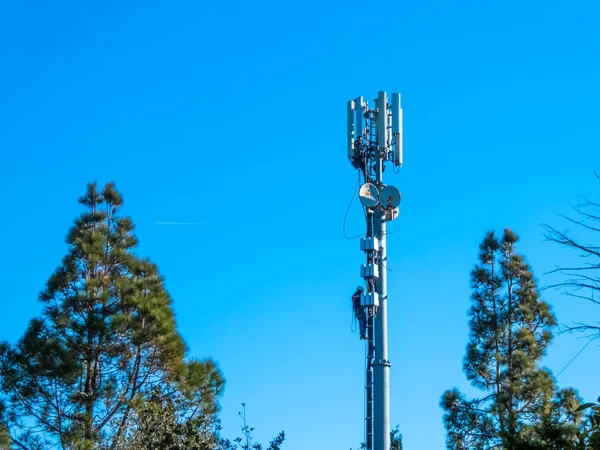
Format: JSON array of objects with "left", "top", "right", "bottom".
[
  {"left": 107, "top": 359, "right": 225, "bottom": 450},
  {"left": 0, "top": 399, "right": 8, "bottom": 450},
  {"left": 0, "top": 181, "right": 224, "bottom": 449},
  {"left": 390, "top": 426, "right": 403, "bottom": 450},
  {"left": 440, "top": 229, "right": 584, "bottom": 449}
]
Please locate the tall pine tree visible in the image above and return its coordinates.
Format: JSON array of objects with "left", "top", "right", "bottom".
[
  {"left": 441, "top": 229, "right": 583, "bottom": 450},
  {"left": 0, "top": 181, "right": 223, "bottom": 449}
]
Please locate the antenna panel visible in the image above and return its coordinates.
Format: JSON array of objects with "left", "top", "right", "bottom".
[
  {"left": 355, "top": 96, "right": 364, "bottom": 140},
  {"left": 377, "top": 91, "right": 388, "bottom": 148},
  {"left": 391, "top": 93, "right": 401, "bottom": 133},
  {"left": 391, "top": 93, "right": 403, "bottom": 167},
  {"left": 347, "top": 100, "right": 355, "bottom": 160}
]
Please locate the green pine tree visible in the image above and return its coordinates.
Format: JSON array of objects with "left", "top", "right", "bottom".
[
  {"left": 0, "top": 399, "right": 8, "bottom": 450},
  {"left": 0, "top": 181, "right": 224, "bottom": 449},
  {"left": 441, "top": 229, "right": 584, "bottom": 450},
  {"left": 390, "top": 426, "right": 403, "bottom": 450}
]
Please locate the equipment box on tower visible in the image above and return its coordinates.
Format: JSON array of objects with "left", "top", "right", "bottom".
[{"left": 360, "top": 292, "right": 379, "bottom": 308}]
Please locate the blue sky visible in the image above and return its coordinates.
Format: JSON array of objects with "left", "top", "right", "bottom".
[{"left": 1, "top": 1, "right": 599, "bottom": 448}]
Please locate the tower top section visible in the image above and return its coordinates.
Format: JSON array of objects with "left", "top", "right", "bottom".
[{"left": 347, "top": 91, "right": 403, "bottom": 169}]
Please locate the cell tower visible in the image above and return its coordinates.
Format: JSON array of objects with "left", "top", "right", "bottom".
[{"left": 347, "top": 92, "right": 402, "bottom": 450}]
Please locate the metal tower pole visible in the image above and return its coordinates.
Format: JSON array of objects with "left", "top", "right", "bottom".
[
  {"left": 373, "top": 155, "right": 390, "bottom": 450},
  {"left": 347, "top": 91, "right": 401, "bottom": 450}
]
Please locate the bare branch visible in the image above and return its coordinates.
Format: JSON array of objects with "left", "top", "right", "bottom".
[
  {"left": 541, "top": 173, "right": 600, "bottom": 339},
  {"left": 542, "top": 224, "right": 600, "bottom": 258}
]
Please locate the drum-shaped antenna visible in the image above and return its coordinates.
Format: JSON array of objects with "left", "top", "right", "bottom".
[
  {"left": 379, "top": 185, "right": 401, "bottom": 209},
  {"left": 359, "top": 183, "right": 380, "bottom": 208}
]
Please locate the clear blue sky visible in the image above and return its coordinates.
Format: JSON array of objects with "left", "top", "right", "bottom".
[{"left": 1, "top": 1, "right": 599, "bottom": 448}]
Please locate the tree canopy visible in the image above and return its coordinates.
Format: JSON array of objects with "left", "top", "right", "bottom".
[
  {"left": 0, "top": 181, "right": 224, "bottom": 449},
  {"left": 441, "top": 229, "right": 584, "bottom": 449}
]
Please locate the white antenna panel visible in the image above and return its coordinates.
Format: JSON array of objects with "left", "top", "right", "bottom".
[
  {"left": 391, "top": 93, "right": 403, "bottom": 167},
  {"left": 377, "top": 91, "right": 388, "bottom": 148},
  {"left": 391, "top": 93, "right": 401, "bottom": 133},
  {"left": 347, "top": 100, "right": 355, "bottom": 160},
  {"left": 354, "top": 96, "right": 364, "bottom": 140}
]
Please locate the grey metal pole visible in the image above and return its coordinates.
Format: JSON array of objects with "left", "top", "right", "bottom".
[
  {"left": 374, "top": 211, "right": 390, "bottom": 450},
  {"left": 373, "top": 93, "right": 391, "bottom": 450}
]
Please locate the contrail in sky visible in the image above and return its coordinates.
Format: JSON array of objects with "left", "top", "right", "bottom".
[{"left": 154, "top": 222, "right": 218, "bottom": 226}]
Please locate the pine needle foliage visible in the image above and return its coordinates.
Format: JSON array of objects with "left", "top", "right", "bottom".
[
  {"left": 441, "top": 229, "right": 584, "bottom": 450},
  {"left": 0, "top": 181, "right": 224, "bottom": 449}
]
